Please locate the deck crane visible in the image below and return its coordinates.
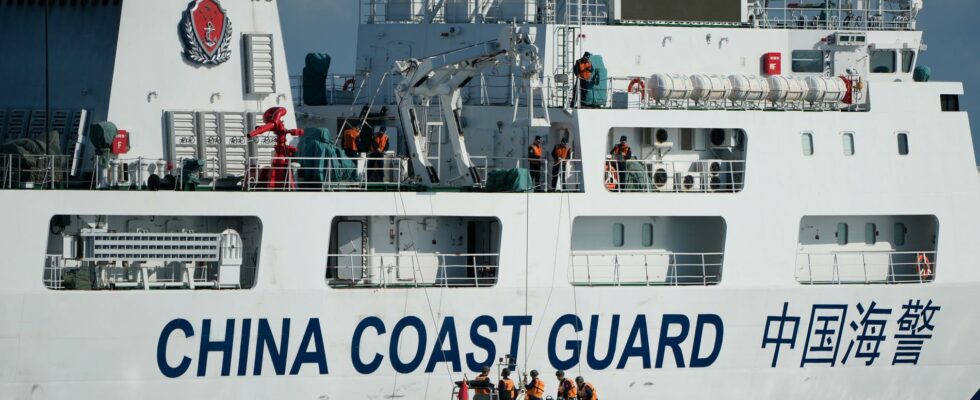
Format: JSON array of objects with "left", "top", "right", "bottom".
[{"left": 392, "top": 25, "right": 550, "bottom": 187}]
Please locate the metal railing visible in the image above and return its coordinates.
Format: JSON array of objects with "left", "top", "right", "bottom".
[
  {"left": 0, "top": 154, "right": 77, "bottom": 189},
  {"left": 471, "top": 156, "right": 583, "bottom": 192},
  {"left": 43, "top": 255, "right": 64, "bottom": 290},
  {"left": 358, "top": 0, "right": 612, "bottom": 25},
  {"left": 290, "top": 74, "right": 374, "bottom": 107},
  {"left": 604, "top": 159, "right": 745, "bottom": 193},
  {"left": 244, "top": 155, "right": 407, "bottom": 192},
  {"left": 569, "top": 252, "right": 723, "bottom": 286},
  {"left": 796, "top": 250, "right": 936, "bottom": 285},
  {"left": 327, "top": 253, "right": 500, "bottom": 288},
  {"left": 758, "top": 1, "right": 917, "bottom": 31}
]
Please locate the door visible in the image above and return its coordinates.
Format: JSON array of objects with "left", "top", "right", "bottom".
[{"left": 336, "top": 220, "right": 364, "bottom": 281}]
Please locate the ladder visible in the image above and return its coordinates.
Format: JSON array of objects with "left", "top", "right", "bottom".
[{"left": 553, "top": 25, "right": 579, "bottom": 107}]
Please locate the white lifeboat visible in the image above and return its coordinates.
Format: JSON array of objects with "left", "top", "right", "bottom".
[
  {"left": 804, "top": 76, "right": 848, "bottom": 105},
  {"left": 689, "top": 74, "right": 732, "bottom": 107},
  {"left": 767, "top": 75, "right": 807, "bottom": 104},
  {"left": 728, "top": 75, "right": 771, "bottom": 104},
  {"left": 648, "top": 73, "right": 692, "bottom": 104}
]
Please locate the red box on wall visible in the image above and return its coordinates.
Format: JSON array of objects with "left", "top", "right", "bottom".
[
  {"left": 763, "top": 52, "right": 782, "bottom": 75},
  {"left": 111, "top": 130, "right": 130, "bottom": 155}
]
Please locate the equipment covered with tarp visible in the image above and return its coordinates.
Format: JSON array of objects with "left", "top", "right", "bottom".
[
  {"left": 0, "top": 130, "right": 63, "bottom": 185},
  {"left": 484, "top": 168, "right": 533, "bottom": 192},
  {"left": 303, "top": 53, "right": 331, "bottom": 106},
  {"left": 583, "top": 54, "right": 608, "bottom": 108},
  {"left": 294, "top": 127, "right": 357, "bottom": 183},
  {"left": 622, "top": 160, "right": 651, "bottom": 190}
]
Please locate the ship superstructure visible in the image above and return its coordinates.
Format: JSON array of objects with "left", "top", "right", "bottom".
[{"left": 0, "top": 1, "right": 978, "bottom": 399}]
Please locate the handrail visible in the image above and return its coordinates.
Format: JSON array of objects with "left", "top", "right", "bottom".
[
  {"left": 470, "top": 156, "right": 583, "bottom": 192},
  {"left": 326, "top": 252, "right": 500, "bottom": 288},
  {"left": 569, "top": 251, "right": 723, "bottom": 286},
  {"left": 604, "top": 159, "right": 746, "bottom": 193},
  {"left": 796, "top": 250, "right": 936, "bottom": 285},
  {"left": 244, "top": 155, "right": 406, "bottom": 192}
]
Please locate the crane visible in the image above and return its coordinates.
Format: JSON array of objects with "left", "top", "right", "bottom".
[{"left": 392, "top": 25, "right": 550, "bottom": 187}]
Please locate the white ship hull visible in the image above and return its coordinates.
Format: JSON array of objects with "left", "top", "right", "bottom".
[{"left": 1, "top": 189, "right": 978, "bottom": 399}]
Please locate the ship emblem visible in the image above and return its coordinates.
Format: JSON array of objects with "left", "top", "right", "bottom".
[{"left": 180, "top": 0, "right": 233, "bottom": 65}]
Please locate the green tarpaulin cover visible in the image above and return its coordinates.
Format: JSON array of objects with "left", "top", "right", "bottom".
[
  {"left": 622, "top": 160, "right": 650, "bottom": 189},
  {"left": 295, "top": 127, "right": 357, "bottom": 184},
  {"left": 583, "top": 54, "right": 608, "bottom": 108},
  {"left": 484, "top": 168, "right": 533, "bottom": 192},
  {"left": 0, "top": 130, "right": 63, "bottom": 184}
]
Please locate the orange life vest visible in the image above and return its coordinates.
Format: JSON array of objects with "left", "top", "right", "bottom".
[
  {"left": 342, "top": 128, "right": 360, "bottom": 152},
  {"left": 558, "top": 378, "right": 578, "bottom": 398},
  {"left": 552, "top": 144, "right": 570, "bottom": 160},
  {"left": 474, "top": 373, "right": 492, "bottom": 395},
  {"left": 577, "top": 59, "right": 593, "bottom": 80},
  {"left": 578, "top": 382, "right": 598, "bottom": 400},
  {"left": 372, "top": 134, "right": 389, "bottom": 154},
  {"left": 499, "top": 378, "right": 517, "bottom": 399},
  {"left": 611, "top": 143, "right": 631, "bottom": 157},
  {"left": 527, "top": 378, "right": 545, "bottom": 398},
  {"left": 529, "top": 144, "right": 543, "bottom": 158}
]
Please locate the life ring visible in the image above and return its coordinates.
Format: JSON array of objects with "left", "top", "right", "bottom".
[
  {"left": 628, "top": 78, "right": 646, "bottom": 100},
  {"left": 342, "top": 78, "right": 356, "bottom": 92},
  {"left": 604, "top": 162, "right": 619, "bottom": 190},
  {"left": 916, "top": 252, "right": 933, "bottom": 280}
]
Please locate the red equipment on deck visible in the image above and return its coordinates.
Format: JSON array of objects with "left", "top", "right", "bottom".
[{"left": 248, "top": 107, "right": 304, "bottom": 190}]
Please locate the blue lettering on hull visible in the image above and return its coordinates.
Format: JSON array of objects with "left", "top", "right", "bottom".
[{"left": 157, "top": 314, "right": 725, "bottom": 378}]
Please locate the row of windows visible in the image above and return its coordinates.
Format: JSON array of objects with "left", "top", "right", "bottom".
[
  {"left": 835, "top": 222, "right": 910, "bottom": 246},
  {"left": 611, "top": 223, "right": 655, "bottom": 247},
  {"left": 801, "top": 132, "right": 909, "bottom": 156},
  {"left": 791, "top": 49, "right": 915, "bottom": 74}
]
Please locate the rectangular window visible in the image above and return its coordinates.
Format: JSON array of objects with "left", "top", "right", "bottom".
[
  {"left": 894, "top": 223, "right": 907, "bottom": 246},
  {"left": 680, "top": 130, "right": 694, "bottom": 151},
  {"left": 837, "top": 223, "right": 848, "bottom": 245},
  {"left": 865, "top": 223, "right": 877, "bottom": 245},
  {"left": 802, "top": 132, "right": 814, "bottom": 156},
  {"left": 791, "top": 50, "right": 824, "bottom": 73},
  {"left": 941, "top": 95, "right": 960, "bottom": 112},
  {"left": 842, "top": 132, "right": 855, "bottom": 156},
  {"left": 613, "top": 223, "right": 625, "bottom": 247},
  {"left": 642, "top": 223, "right": 654, "bottom": 247},
  {"left": 897, "top": 133, "right": 909, "bottom": 155},
  {"left": 901, "top": 50, "right": 915, "bottom": 73},
  {"left": 871, "top": 50, "right": 896, "bottom": 73}
]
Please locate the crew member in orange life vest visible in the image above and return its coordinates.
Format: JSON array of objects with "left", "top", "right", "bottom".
[
  {"left": 524, "top": 370, "right": 546, "bottom": 400},
  {"left": 528, "top": 136, "right": 545, "bottom": 189},
  {"left": 575, "top": 376, "right": 598, "bottom": 400},
  {"left": 341, "top": 125, "right": 360, "bottom": 159},
  {"left": 473, "top": 366, "right": 493, "bottom": 400},
  {"left": 367, "top": 126, "right": 389, "bottom": 182},
  {"left": 610, "top": 136, "right": 632, "bottom": 190},
  {"left": 573, "top": 52, "right": 594, "bottom": 107},
  {"left": 555, "top": 370, "right": 578, "bottom": 400},
  {"left": 497, "top": 368, "right": 518, "bottom": 400},
  {"left": 551, "top": 137, "right": 571, "bottom": 190}
]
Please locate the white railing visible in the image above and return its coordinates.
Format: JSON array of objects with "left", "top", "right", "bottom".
[
  {"left": 327, "top": 253, "right": 500, "bottom": 288},
  {"left": 291, "top": 74, "right": 375, "bottom": 107},
  {"left": 0, "top": 154, "right": 78, "bottom": 189},
  {"left": 604, "top": 159, "right": 745, "bottom": 193},
  {"left": 471, "top": 156, "right": 583, "bottom": 192},
  {"left": 796, "top": 250, "right": 936, "bottom": 284},
  {"left": 43, "top": 255, "right": 64, "bottom": 290},
  {"left": 759, "top": 1, "right": 917, "bottom": 31},
  {"left": 569, "top": 252, "right": 723, "bottom": 286},
  {"left": 244, "top": 155, "right": 407, "bottom": 192}
]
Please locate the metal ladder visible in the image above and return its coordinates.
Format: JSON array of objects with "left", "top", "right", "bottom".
[{"left": 553, "top": 25, "right": 579, "bottom": 107}]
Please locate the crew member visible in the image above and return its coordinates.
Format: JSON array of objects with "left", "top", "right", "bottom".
[
  {"left": 576, "top": 376, "right": 598, "bottom": 400},
  {"left": 609, "top": 136, "right": 632, "bottom": 191},
  {"left": 341, "top": 125, "right": 360, "bottom": 159},
  {"left": 367, "top": 126, "right": 390, "bottom": 183},
  {"left": 474, "top": 366, "right": 493, "bottom": 400},
  {"left": 555, "top": 370, "right": 578, "bottom": 400},
  {"left": 498, "top": 368, "right": 518, "bottom": 400},
  {"left": 528, "top": 136, "right": 545, "bottom": 190},
  {"left": 551, "top": 137, "right": 571, "bottom": 190},
  {"left": 524, "top": 370, "right": 546, "bottom": 400},
  {"left": 573, "top": 52, "right": 594, "bottom": 107}
]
